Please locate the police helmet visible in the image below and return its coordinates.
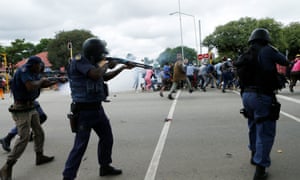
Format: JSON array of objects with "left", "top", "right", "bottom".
[
  {"left": 248, "top": 28, "right": 271, "bottom": 44},
  {"left": 82, "top": 37, "right": 108, "bottom": 61}
]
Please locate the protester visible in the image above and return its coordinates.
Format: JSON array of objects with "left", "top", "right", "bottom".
[
  {"left": 144, "top": 68, "right": 155, "bottom": 91},
  {"left": 167, "top": 56, "right": 193, "bottom": 100},
  {"left": 221, "top": 57, "right": 233, "bottom": 93},
  {"left": 289, "top": 54, "right": 300, "bottom": 92},
  {"left": 0, "top": 76, "right": 5, "bottom": 100},
  {"left": 159, "top": 63, "right": 171, "bottom": 97}
]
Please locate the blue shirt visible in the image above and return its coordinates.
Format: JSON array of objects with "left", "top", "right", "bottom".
[
  {"left": 11, "top": 65, "right": 41, "bottom": 101},
  {"left": 258, "top": 45, "right": 287, "bottom": 72},
  {"left": 163, "top": 65, "right": 171, "bottom": 79}
]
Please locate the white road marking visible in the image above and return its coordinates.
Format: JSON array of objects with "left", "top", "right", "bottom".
[
  {"left": 280, "top": 111, "right": 300, "bottom": 123},
  {"left": 233, "top": 90, "right": 300, "bottom": 123},
  {"left": 277, "top": 94, "right": 300, "bottom": 104},
  {"left": 144, "top": 90, "right": 181, "bottom": 180}
]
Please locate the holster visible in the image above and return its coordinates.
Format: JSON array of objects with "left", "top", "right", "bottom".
[
  {"left": 269, "top": 100, "right": 281, "bottom": 120},
  {"left": 67, "top": 103, "right": 79, "bottom": 133},
  {"left": 256, "top": 98, "right": 281, "bottom": 123},
  {"left": 240, "top": 108, "right": 248, "bottom": 119},
  {"left": 67, "top": 113, "right": 78, "bottom": 133},
  {"left": 67, "top": 102, "right": 102, "bottom": 133}
]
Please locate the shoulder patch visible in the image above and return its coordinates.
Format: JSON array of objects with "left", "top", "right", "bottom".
[
  {"left": 75, "top": 54, "right": 81, "bottom": 60},
  {"left": 21, "top": 66, "right": 27, "bottom": 72},
  {"left": 270, "top": 45, "right": 278, "bottom": 52}
]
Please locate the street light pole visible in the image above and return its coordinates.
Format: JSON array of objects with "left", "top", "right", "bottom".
[
  {"left": 169, "top": 10, "right": 198, "bottom": 60},
  {"left": 198, "top": 19, "right": 202, "bottom": 54},
  {"left": 178, "top": 0, "right": 184, "bottom": 59}
]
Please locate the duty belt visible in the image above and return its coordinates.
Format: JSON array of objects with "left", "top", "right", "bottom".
[
  {"left": 9, "top": 102, "right": 35, "bottom": 113},
  {"left": 243, "top": 87, "right": 274, "bottom": 96},
  {"left": 14, "top": 100, "right": 34, "bottom": 105},
  {"left": 73, "top": 102, "right": 102, "bottom": 110}
]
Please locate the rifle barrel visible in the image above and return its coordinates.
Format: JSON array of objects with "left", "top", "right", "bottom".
[{"left": 106, "top": 57, "right": 152, "bottom": 69}]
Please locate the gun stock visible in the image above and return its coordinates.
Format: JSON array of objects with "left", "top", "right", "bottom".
[
  {"left": 47, "top": 77, "right": 68, "bottom": 83},
  {"left": 106, "top": 57, "right": 152, "bottom": 69}
]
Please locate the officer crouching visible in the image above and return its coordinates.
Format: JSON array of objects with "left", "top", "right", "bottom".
[
  {"left": 62, "top": 37, "right": 134, "bottom": 180},
  {"left": 234, "top": 28, "right": 289, "bottom": 180}
]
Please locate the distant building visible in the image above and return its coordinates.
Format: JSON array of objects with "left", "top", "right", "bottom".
[{"left": 15, "top": 51, "right": 52, "bottom": 72}]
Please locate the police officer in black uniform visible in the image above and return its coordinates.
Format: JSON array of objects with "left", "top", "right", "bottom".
[
  {"left": 62, "top": 37, "right": 134, "bottom": 180},
  {"left": 234, "top": 28, "right": 289, "bottom": 180}
]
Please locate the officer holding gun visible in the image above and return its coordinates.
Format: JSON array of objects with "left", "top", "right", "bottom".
[
  {"left": 0, "top": 56, "right": 56, "bottom": 180},
  {"left": 62, "top": 37, "right": 134, "bottom": 180}
]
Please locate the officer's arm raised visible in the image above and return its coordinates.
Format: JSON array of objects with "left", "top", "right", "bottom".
[
  {"left": 25, "top": 78, "right": 51, "bottom": 91},
  {"left": 87, "top": 60, "right": 109, "bottom": 80}
]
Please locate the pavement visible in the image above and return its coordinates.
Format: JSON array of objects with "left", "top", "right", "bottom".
[{"left": 0, "top": 85, "right": 300, "bottom": 180}]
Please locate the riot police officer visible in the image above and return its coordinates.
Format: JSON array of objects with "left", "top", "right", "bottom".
[
  {"left": 0, "top": 56, "right": 56, "bottom": 180},
  {"left": 235, "top": 28, "right": 289, "bottom": 180},
  {"left": 62, "top": 37, "right": 133, "bottom": 180}
]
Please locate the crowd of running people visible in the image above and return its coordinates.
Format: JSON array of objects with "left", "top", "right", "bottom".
[{"left": 138, "top": 54, "right": 300, "bottom": 94}]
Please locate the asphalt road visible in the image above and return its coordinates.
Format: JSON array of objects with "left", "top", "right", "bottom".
[{"left": 0, "top": 85, "right": 299, "bottom": 180}]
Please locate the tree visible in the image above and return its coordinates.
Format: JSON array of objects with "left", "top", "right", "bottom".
[
  {"left": 257, "top": 18, "right": 286, "bottom": 51},
  {"left": 35, "top": 38, "right": 52, "bottom": 54},
  {"left": 283, "top": 22, "right": 300, "bottom": 59},
  {"left": 202, "top": 17, "right": 288, "bottom": 60},
  {"left": 157, "top": 46, "right": 197, "bottom": 66},
  {"left": 5, "top": 39, "right": 35, "bottom": 64},
  {"left": 47, "top": 29, "right": 94, "bottom": 69}
]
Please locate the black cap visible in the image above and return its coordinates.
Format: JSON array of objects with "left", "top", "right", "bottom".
[{"left": 26, "top": 56, "right": 42, "bottom": 66}]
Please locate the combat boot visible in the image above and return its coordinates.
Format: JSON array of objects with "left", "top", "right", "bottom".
[
  {"left": 100, "top": 165, "right": 122, "bottom": 176},
  {"left": 253, "top": 165, "right": 268, "bottom": 180},
  {"left": 0, "top": 160, "right": 17, "bottom": 180},
  {"left": 36, "top": 152, "right": 54, "bottom": 165}
]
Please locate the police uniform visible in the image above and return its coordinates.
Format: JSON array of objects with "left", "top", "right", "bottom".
[
  {"left": 8, "top": 60, "right": 45, "bottom": 161},
  {"left": 0, "top": 56, "right": 54, "bottom": 180},
  {"left": 243, "top": 44, "right": 287, "bottom": 168},
  {"left": 239, "top": 28, "right": 289, "bottom": 180},
  {"left": 62, "top": 55, "right": 114, "bottom": 179}
]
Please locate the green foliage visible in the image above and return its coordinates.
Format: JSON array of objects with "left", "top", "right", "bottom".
[
  {"left": 283, "top": 22, "right": 300, "bottom": 59},
  {"left": 5, "top": 39, "right": 35, "bottom": 64},
  {"left": 47, "top": 29, "right": 94, "bottom": 69},
  {"left": 35, "top": 38, "right": 52, "bottom": 54},
  {"left": 157, "top": 46, "right": 197, "bottom": 66},
  {"left": 202, "top": 17, "right": 296, "bottom": 60}
]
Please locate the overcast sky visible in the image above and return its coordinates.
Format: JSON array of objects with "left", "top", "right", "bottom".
[{"left": 0, "top": 0, "right": 299, "bottom": 60}]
